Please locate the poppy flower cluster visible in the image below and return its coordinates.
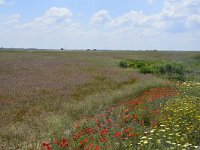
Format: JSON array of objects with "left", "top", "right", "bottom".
[
  {"left": 137, "top": 81, "right": 200, "bottom": 149},
  {"left": 40, "top": 87, "right": 177, "bottom": 150}
]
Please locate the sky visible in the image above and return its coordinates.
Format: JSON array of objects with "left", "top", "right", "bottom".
[{"left": 0, "top": 0, "right": 200, "bottom": 50}]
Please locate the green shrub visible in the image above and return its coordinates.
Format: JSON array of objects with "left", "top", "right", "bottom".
[
  {"left": 154, "top": 64, "right": 165, "bottom": 74},
  {"left": 118, "top": 60, "right": 186, "bottom": 81},
  {"left": 128, "top": 62, "right": 136, "bottom": 68},
  {"left": 119, "top": 61, "right": 128, "bottom": 68},
  {"left": 139, "top": 65, "right": 153, "bottom": 74},
  {"left": 193, "top": 54, "right": 200, "bottom": 61},
  {"left": 159, "top": 62, "right": 185, "bottom": 81},
  {"left": 136, "top": 62, "right": 146, "bottom": 68}
]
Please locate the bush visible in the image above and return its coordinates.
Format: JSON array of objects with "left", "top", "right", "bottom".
[
  {"left": 158, "top": 62, "right": 185, "bottom": 81},
  {"left": 118, "top": 60, "right": 186, "bottom": 81},
  {"left": 136, "top": 62, "right": 146, "bottom": 68},
  {"left": 139, "top": 65, "right": 153, "bottom": 74},
  {"left": 154, "top": 64, "right": 165, "bottom": 74},
  {"left": 193, "top": 54, "right": 200, "bottom": 61},
  {"left": 119, "top": 61, "right": 128, "bottom": 68}
]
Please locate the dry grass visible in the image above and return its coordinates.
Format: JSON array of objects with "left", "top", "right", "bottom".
[{"left": 0, "top": 50, "right": 199, "bottom": 146}]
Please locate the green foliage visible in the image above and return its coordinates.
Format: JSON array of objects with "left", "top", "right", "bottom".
[
  {"left": 139, "top": 65, "right": 153, "bottom": 74},
  {"left": 119, "top": 60, "right": 129, "bottom": 68},
  {"left": 193, "top": 54, "right": 200, "bottom": 61},
  {"left": 154, "top": 62, "right": 185, "bottom": 81},
  {"left": 119, "top": 60, "right": 186, "bottom": 81},
  {"left": 136, "top": 61, "right": 146, "bottom": 68}
]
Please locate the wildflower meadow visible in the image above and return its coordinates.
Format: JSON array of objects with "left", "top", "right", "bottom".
[
  {"left": 0, "top": 51, "right": 199, "bottom": 150},
  {"left": 40, "top": 81, "right": 200, "bottom": 150}
]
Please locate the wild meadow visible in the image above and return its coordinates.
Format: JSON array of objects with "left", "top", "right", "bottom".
[{"left": 0, "top": 50, "right": 199, "bottom": 149}]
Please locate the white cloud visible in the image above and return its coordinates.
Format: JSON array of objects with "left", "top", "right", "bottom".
[
  {"left": 87, "top": 1, "right": 200, "bottom": 50},
  {"left": 186, "top": 15, "right": 200, "bottom": 28},
  {"left": 93, "top": 0, "right": 200, "bottom": 32},
  {"left": 108, "top": 11, "right": 147, "bottom": 27},
  {"left": 161, "top": 0, "right": 200, "bottom": 18},
  {"left": 90, "top": 10, "right": 111, "bottom": 24},
  {"left": 0, "top": 7, "right": 81, "bottom": 49},
  {"left": 98, "top": 10, "right": 166, "bottom": 30},
  {"left": 147, "top": 0, "right": 154, "bottom": 4},
  {"left": 0, "top": 0, "right": 5, "bottom": 5},
  {"left": 44, "top": 7, "right": 72, "bottom": 18},
  {"left": 0, "top": 14, "right": 20, "bottom": 31},
  {"left": 158, "top": 0, "right": 200, "bottom": 33},
  {"left": 21, "top": 7, "right": 73, "bottom": 31}
]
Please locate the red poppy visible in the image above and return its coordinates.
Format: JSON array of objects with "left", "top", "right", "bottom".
[
  {"left": 101, "top": 129, "right": 109, "bottom": 135},
  {"left": 94, "top": 145, "right": 100, "bottom": 150},
  {"left": 133, "top": 100, "right": 139, "bottom": 105},
  {"left": 100, "top": 137, "right": 108, "bottom": 142},
  {"left": 84, "top": 143, "right": 93, "bottom": 150},
  {"left": 42, "top": 142, "right": 51, "bottom": 150},
  {"left": 127, "top": 133, "right": 132, "bottom": 138},
  {"left": 53, "top": 139, "right": 59, "bottom": 145},
  {"left": 123, "top": 128, "right": 128, "bottom": 133},
  {"left": 83, "top": 139, "right": 88, "bottom": 144},
  {"left": 139, "top": 120, "right": 144, "bottom": 125},
  {"left": 107, "top": 119, "right": 112, "bottom": 123},
  {"left": 80, "top": 141, "right": 83, "bottom": 146},
  {"left": 132, "top": 117, "right": 136, "bottom": 123},
  {"left": 73, "top": 133, "right": 81, "bottom": 140},
  {"left": 85, "top": 128, "right": 93, "bottom": 134},
  {"left": 60, "top": 138, "right": 68, "bottom": 148},
  {"left": 115, "top": 132, "right": 121, "bottom": 138}
]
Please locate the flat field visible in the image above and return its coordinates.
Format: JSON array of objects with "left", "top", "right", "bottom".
[{"left": 0, "top": 50, "right": 199, "bottom": 148}]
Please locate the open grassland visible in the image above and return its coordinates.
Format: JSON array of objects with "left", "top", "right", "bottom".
[{"left": 0, "top": 50, "right": 199, "bottom": 149}]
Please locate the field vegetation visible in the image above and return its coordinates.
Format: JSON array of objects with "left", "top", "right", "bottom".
[
  {"left": 0, "top": 50, "right": 199, "bottom": 149},
  {"left": 120, "top": 59, "right": 193, "bottom": 81}
]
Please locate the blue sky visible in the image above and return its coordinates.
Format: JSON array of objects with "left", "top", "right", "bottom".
[{"left": 0, "top": 0, "right": 200, "bottom": 50}]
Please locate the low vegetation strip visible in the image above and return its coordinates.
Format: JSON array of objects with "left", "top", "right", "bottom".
[
  {"left": 39, "top": 86, "right": 177, "bottom": 150},
  {"left": 119, "top": 60, "right": 186, "bottom": 81}
]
